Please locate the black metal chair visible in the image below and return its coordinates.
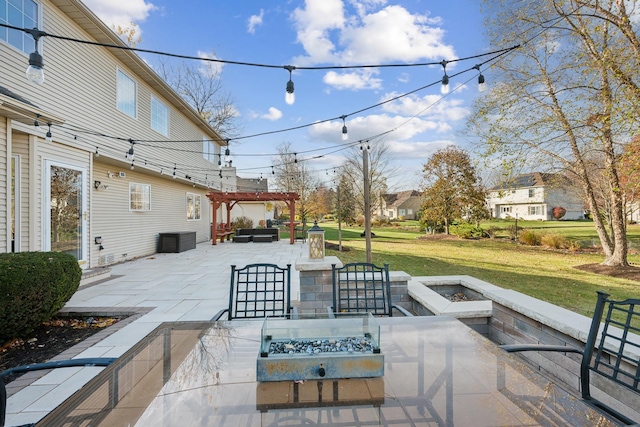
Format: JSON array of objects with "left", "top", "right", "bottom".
[
  {"left": 1, "top": 358, "right": 116, "bottom": 427},
  {"left": 327, "top": 262, "right": 413, "bottom": 317},
  {"left": 501, "top": 291, "right": 640, "bottom": 425},
  {"left": 213, "top": 263, "right": 297, "bottom": 320},
  {"left": 294, "top": 226, "right": 306, "bottom": 243}
]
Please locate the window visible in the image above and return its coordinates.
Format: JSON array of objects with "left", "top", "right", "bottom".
[
  {"left": 528, "top": 189, "right": 535, "bottom": 198},
  {"left": 203, "top": 138, "right": 217, "bottom": 163},
  {"left": 187, "top": 193, "right": 201, "bottom": 220},
  {"left": 151, "top": 96, "right": 168, "bottom": 136},
  {"left": 528, "top": 205, "right": 543, "bottom": 215},
  {"left": 407, "top": 209, "right": 413, "bottom": 215},
  {"left": 117, "top": 69, "right": 137, "bottom": 118},
  {"left": 502, "top": 206, "right": 512, "bottom": 213},
  {"left": 130, "top": 183, "right": 151, "bottom": 211},
  {"left": 0, "top": 0, "right": 38, "bottom": 54},
  {"left": 399, "top": 209, "right": 406, "bottom": 217},
  {"left": 388, "top": 210, "right": 394, "bottom": 218}
]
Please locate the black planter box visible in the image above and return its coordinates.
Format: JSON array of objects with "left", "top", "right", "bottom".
[{"left": 158, "top": 232, "right": 196, "bottom": 253}]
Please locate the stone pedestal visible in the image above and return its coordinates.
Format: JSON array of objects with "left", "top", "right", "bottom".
[{"left": 295, "top": 256, "right": 343, "bottom": 316}]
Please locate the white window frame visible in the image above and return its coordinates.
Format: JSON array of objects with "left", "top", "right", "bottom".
[
  {"left": 1, "top": 0, "right": 39, "bottom": 54},
  {"left": 528, "top": 188, "right": 535, "bottom": 198},
  {"left": 528, "top": 205, "right": 542, "bottom": 215},
  {"left": 407, "top": 208, "right": 413, "bottom": 215},
  {"left": 151, "top": 95, "right": 169, "bottom": 136},
  {"left": 117, "top": 69, "right": 137, "bottom": 118},
  {"left": 203, "top": 137, "right": 218, "bottom": 163},
  {"left": 129, "top": 182, "right": 151, "bottom": 211},
  {"left": 502, "top": 206, "right": 512, "bottom": 213},
  {"left": 187, "top": 192, "right": 201, "bottom": 221}
]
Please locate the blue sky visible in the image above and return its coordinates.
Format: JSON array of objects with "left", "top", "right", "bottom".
[{"left": 83, "top": 0, "right": 488, "bottom": 191}]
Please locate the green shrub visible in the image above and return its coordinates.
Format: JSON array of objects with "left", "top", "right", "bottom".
[
  {"left": 451, "top": 224, "right": 485, "bottom": 239},
  {"left": 518, "top": 229, "right": 541, "bottom": 246},
  {"left": 0, "top": 252, "right": 81, "bottom": 342},
  {"left": 233, "top": 216, "right": 254, "bottom": 230}
]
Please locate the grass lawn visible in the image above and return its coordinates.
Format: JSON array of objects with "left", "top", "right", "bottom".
[{"left": 298, "top": 221, "right": 640, "bottom": 318}]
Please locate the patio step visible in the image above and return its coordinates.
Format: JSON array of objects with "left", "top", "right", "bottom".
[{"left": 80, "top": 267, "right": 112, "bottom": 287}]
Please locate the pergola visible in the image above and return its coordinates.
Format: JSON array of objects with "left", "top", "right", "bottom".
[{"left": 206, "top": 191, "right": 301, "bottom": 244}]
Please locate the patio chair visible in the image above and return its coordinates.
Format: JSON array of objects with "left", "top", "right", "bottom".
[
  {"left": 294, "top": 225, "right": 306, "bottom": 243},
  {"left": 327, "top": 262, "right": 413, "bottom": 317},
  {"left": 1, "top": 358, "right": 116, "bottom": 427},
  {"left": 501, "top": 291, "right": 640, "bottom": 425},
  {"left": 212, "top": 263, "right": 297, "bottom": 320}
]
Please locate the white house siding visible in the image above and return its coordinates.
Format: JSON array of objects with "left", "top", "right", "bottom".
[
  {"left": 0, "top": 0, "right": 226, "bottom": 264},
  {"left": 488, "top": 186, "right": 584, "bottom": 220},
  {"left": 230, "top": 202, "right": 267, "bottom": 227},
  {"left": 12, "top": 132, "right": 31, "bottom": 251},
  {"left": 91, "top": 162, "right": 211, "bottom": 266}
]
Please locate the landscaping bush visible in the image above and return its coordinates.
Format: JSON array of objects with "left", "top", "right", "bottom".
[
  {"left": 540, "top": 233, "right": 575, "bottom": 250},
  {"left": 518, "top": 229, "right": 541, "bottom": 246},
  {"left": 233, "top": 216, "right": 254, "bottom": 230},
  {"left": 0, "top": 252, "right": 81, "bottom": 342},
  {"left": 451, "top": 224, "right": 484, "bottom": 239}
]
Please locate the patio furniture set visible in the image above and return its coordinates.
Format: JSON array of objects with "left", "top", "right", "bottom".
[
  {"left": 232, "top": 227, "right": 279, "bottom": 243},
  {"left": 1, "top": 261, "right": 639, "bottom": 426}
]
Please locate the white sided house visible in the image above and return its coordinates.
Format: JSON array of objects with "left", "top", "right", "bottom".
[
  {"left": 1, "top": 0, "right": 231, "bottom": 268},
  {"left": 487, "top": 173, "right": 584, "bottom": 221}
]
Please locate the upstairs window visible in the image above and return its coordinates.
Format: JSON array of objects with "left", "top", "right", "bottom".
[
  {"left": 203, "top": 138, "right": 217, "bottom": 163},
  {"left": 117, "top": 69, "right": 137, "bottom": 118},
  {"left": 0, "top": 0, "right": 38, "bottom": 54},
  {"left": 151, "top": 96, "right": 168, "bottom": 136},
  {"left": 528, "top": 189, "right": 535, "bottom": 198}
]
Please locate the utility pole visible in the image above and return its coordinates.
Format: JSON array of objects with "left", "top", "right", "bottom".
[
  {"left": 363, "top": 146, "right": 372, "bottom": 263},
  {"left": 337, "top": 185, "right": 343, "bottom": 251}
]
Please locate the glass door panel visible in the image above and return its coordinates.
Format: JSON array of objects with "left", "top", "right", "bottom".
[{"left": 48, "top": 164, "right": 84, "bottom": 260}]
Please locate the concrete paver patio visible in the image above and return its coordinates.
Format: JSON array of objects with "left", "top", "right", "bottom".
[{"left": 5, "top": 240, "right": 308, "bottom": 426}]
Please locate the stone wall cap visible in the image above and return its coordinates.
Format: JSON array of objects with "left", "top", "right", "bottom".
[{"left": 295, "top": 256, "right": 343, "bottom": 271}]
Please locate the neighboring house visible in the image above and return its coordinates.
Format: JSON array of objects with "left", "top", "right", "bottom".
[
  {"left": 379, "top": 190, "right": 421, "bottom": 220},
  {"left": 487, "top": 173, "right": 584, "bottom": 220},
  {"left": 229, "top": 177, "right": 274, "bottom": 226},
  {"left": 1, "top": 0, "right": 230, "bottom": 267}
]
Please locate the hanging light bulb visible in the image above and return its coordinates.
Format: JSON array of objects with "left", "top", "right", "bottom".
[
  {"left": 474, "top": 64, "right": 486, "bottom": 93},
  {"left": 173, "top": 165, "right": 177, "bottom": 179},
  {"left": 45, "top": 123, "right": 52, "bottom": 143},
  {"left": 284, "top": 65, "right": 295, "bottom": 105},
  {"left": 95, "top": 147, "right": 100, "bottom": 157},
  {"left": 130, "top": 161, "right": 135, "bottom": 170},
  {"left": 341, "top": 116, "right": 348, "bottom": 141},
  {"left": 478, "top": 73, "right": 486, "bottom": 92},
  {"left": 294, "top": 153, "right": 298, "bottom": 163},
  {"left": 440, "top": 60, "right": 449, "bottom": 94},
  {"left": 34, "top": 115, "right": 41, "bottom": 130},
  {"left": 25, "top": 30, "right": 45, "bottom": 84},
  {"left": 271, "top": 166, "right": 275, "bottom": 175}
]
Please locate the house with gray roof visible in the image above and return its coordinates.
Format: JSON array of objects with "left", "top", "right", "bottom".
[
  {"left": 379, "top": 190, "right": 422, "bottom": 220},
  {"left": 487, "top": 173, "right": 584, "bottom": 220}
]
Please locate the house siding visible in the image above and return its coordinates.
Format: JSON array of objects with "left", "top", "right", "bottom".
[
  {"left": 0, "top": 0, "right": 226, "bottom": 265},
  {"left": 91, "top": 162, "right": 212, "bottom": 265}
]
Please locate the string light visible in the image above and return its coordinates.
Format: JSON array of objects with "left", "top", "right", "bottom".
[
  {"left": 284, "top": 65, "right": 295, "bottom": 105},
  {"left": 25, "top": 28, "right": 45, "bottom": 84},
  {"left": 95, "top": 146, "right": 100, "bottom": 157},
  {"left": 34, "top": 114, "right": 40, "bottom": 130},
  {"left": 341, "top": 116, "right": 348, "bottom": 141},
  {"left": 173, "top": 164, "right": 177, "bottom": 179},
  {"left": 126, "top": 140, "right": 135, "bottom": 160},
  {"left": 440, "top": 60, "right": 449, "bottom": 94},
  {"left": 45, "top": 123, "right": 52, "bottom": 142},
  {"left": 473, "top": 64, "right": 486, "bottom": 92}
]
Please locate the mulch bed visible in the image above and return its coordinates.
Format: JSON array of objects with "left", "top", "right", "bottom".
[
  {"left": 574, "top": 263, "right": 640, "bottom": 282},
  {"left": 1, "top": 316, "right": 124, "bottom": 384}
]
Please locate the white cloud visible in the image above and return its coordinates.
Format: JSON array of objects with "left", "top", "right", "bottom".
[
  {"left": 387, "top": 139, "right": 453, "bottom": 158},
  {"left": 290, "top": 1, "right": 455, "bottom": 66},
  {"left": 323, "top": 69, "right": 382, "bottom": 90},
  {"left": 309, "top": 114, "right": 444, "bottom": 143},
  {"left": 197, "top": 51, "right": 224, "bottom": 77},
  {"left": 261, "top": 107, "right": 283, "bottom": 121},
  {"left": 380, "top": 92, "right": 470, "bottom": 122},
  {"left": 248, "top": 9, "right": 265, "bottom": 34},
  {"left": 83, "top": 0, "right": 157, "bottom": 35}
]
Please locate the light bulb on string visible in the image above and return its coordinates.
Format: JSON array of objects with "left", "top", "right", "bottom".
[
  {"left": 341, "top": 116, "right": 348, "bottom": 141},
  {"left": 25, "top": 29, "right": 45, "bottom": 84},
  {"left": 45, "top": 123, "right": 52, "bottom": 143},
  {"left": 473, "top": 64, "right": 486, "bottom": 93},
  {"left": 440, "top": 60, "right": 449, "bottom": 94},
  {"left": 284, "top": 65, "right": 295, "bottom": 105}
]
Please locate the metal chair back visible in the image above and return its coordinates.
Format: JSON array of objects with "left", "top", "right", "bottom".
[
  {"left": 219, "top": 263, "right": 293, "bottom": 320},
  {"left": 331, "top": 262, "right": 393, "bottom": 316}
]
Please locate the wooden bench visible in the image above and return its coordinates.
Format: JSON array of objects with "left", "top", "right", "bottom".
[
  {"left": 214, "top": 223, "right": 234, "bottom": 243},
  {"left": 501, "top": 291, "right": 640, "bottom": 425}
]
